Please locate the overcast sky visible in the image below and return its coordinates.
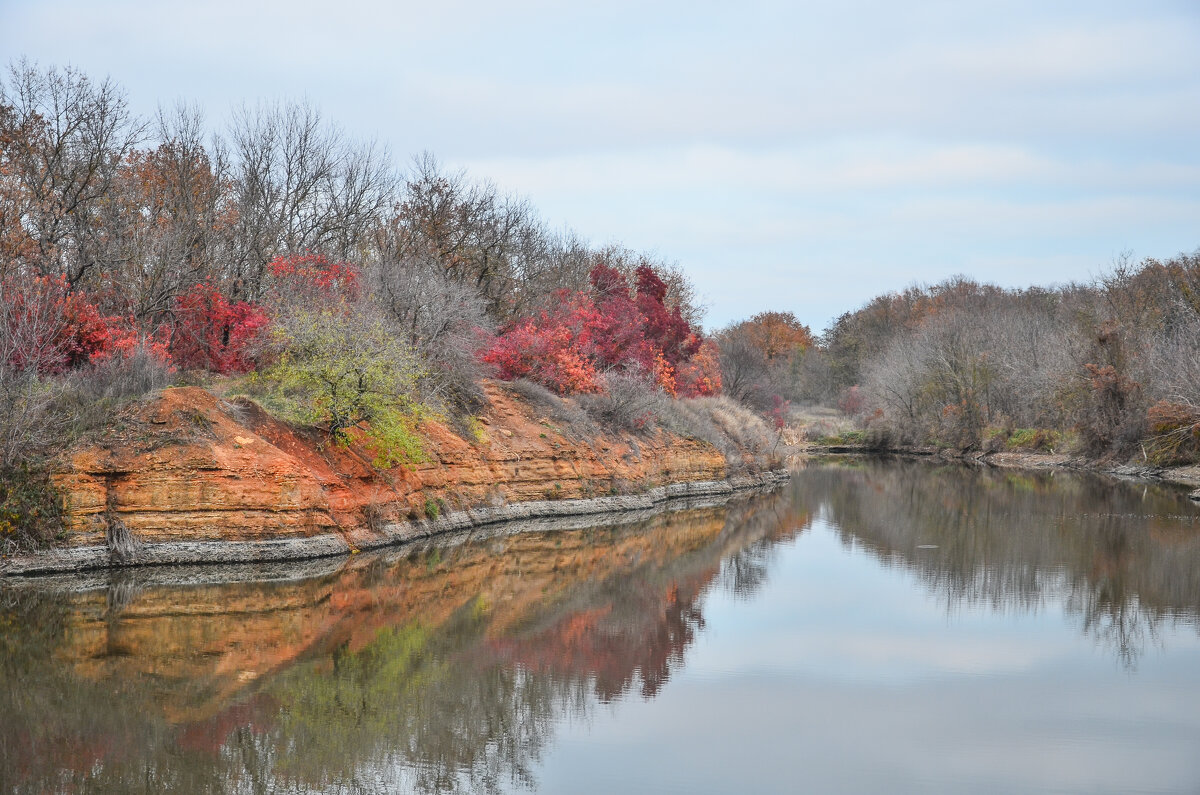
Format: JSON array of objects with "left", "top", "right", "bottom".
[{"left": 3, "top": 0, "right": 1198, "bottom": 332}]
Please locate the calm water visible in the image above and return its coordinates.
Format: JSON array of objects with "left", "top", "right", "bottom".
[{"left": 3, "top": 458, "right": 1200, "bottom": 794}]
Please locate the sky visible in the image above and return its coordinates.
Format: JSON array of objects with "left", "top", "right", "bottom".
[{"left": 3, "top": 0, "right": 1198, "bottom": 332}]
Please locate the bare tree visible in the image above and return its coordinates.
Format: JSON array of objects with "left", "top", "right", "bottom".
[
  {"left": 93, "top": 102, "right": 231, "bottom": 319},
  {"left": 0, "top": 59, "right": 145, "bottom": 285},
  {"left": 377, "top": 152, "right": 544, "bottom": 319},
  {"left": 0, "top": 276, "right": 71, "bottom": 466},
  {"left": 716, "top": 322, "right": 770, "bottom": 406},
  {"left": 225, "top": 101, "right": 395, "bottom": 299},
  {"left": 370, "top": 252, "right": 492, "bottom": 410}
]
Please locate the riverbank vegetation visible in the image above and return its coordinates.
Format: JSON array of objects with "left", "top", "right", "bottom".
[
  {"left": 733, "top": 252, "right": 1200, "bottom": 466},
  {"left": 0, "top": 62, "right": 754, "bottom": 551},
  {"left": 2, "top": 60, "right": 1196, "bottom": 550}
]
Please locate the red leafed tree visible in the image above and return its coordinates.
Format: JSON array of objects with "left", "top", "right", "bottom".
[
  {"left": 481, "top": 263, "right": 716, "bottom": 398},
  {"left": 168, "top": 282, "right": 269, "bottom": 373},
  {"left": 1, "top": 275, "right": 116, "bottom": 374},
  {"left": 742, "top": 311, "right": 815, "bottom": 361},
  {"left": 586, "top": 264, "right": 646, "bottom": 370},
  {"left": 632, "top": 265, "right": 700, "bottom": 370}
]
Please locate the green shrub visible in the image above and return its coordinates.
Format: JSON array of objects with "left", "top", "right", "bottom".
[
  {"left": 1006, "top": 428, "right": 1060, "bottom": 452},
  {"left": 261, "top": 306, "right": 429, "bottom": 467},
  {"left": 0, "top": 465, "right": 64, "bottom": 552},
  {"left": 817, "top": 429, "right": 865, "bottom": 446}
]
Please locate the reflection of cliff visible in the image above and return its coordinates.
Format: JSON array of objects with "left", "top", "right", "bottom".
[
  {"left": 0, "top": 489, "right": 802, "bottom": 794},
  {"left": 482, "top": 498, "right": 805, "bottom": 704},
  {"left": 794, "top": 458, "right": 1200, "bottom": 666}
]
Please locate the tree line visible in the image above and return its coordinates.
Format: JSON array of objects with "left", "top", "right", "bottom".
[
  {"left": 5, "top": 58, "right": 1193, "bottom": 550},
  {"left": 724, "top": 251, "right": 1200, "bottom": 464}
]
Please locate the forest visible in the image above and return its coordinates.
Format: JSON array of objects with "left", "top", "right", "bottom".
[
  {"left": 732, "top": 253, "right": 1200, "bottom": 464},
  {"left": 1, "top": 60, "right": 1198, "bottom": 549}
]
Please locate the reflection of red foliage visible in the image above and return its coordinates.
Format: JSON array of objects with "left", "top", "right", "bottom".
[
  {"left": 486, "top": 572, "right": 713, "bottom": 701},
  {"left": 176, "top": 693, "right": 279, "bottom": 754},
  {"left": 4, "top": 709, "right": 136, "bottom": 787}
]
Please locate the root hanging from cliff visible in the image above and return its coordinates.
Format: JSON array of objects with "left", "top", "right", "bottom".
[
  {"left": 106, "top": 513, "right": 142, "bottom": 563},
  {"left": 105, "top": 479, "right": 142, "bottom": 564},
  {"left": 105, "top": 572, "right": 143, "bottom": 616}
]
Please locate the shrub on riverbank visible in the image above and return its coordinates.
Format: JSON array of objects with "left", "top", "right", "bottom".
[{"left": 0, "top": 464, "right": 62, "bottom": 553}]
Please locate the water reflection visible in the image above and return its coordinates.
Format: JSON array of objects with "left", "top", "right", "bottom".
[
  {"left": 1, "top": 461, "right": 1199, "bottom": 793},
  {"left": 0, "top": 494, "right": 806, "bottom": 794},
  {"left": 795, "top": 458, "right": 1200, "bottom": 668}
]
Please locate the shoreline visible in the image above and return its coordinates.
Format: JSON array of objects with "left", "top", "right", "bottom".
[
  {"left": 1, "top": 469, "right": 791, "bottom": 578},
  {"left": 798, "top": 443, "right": 1200, "bottom": 499}
]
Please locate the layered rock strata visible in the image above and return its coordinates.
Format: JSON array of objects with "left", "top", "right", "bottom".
[{"left": 3, "top": 381, "right": 788, "bottom": 575}]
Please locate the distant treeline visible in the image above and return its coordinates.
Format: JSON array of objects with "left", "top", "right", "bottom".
[{"left": 724, "top": 252, "right": 1200, "bottom": 464}]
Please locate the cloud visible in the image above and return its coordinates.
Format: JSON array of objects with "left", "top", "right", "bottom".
[{"left": 2, "top": 0, "right": 1198, "bottom": 329}]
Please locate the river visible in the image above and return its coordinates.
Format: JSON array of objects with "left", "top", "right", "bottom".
[{"left": 3, "top": 458, "right": 1200, "bottom": 793}]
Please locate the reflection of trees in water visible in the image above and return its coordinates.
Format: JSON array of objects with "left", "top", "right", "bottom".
[
  {"left": 0, "top": 490, "right": 801, "bottom": 794},
  {"left": 795, "top": 459, "right": 1200, "bottom": 667},
  {"left": 0, "top": 589, "right": 222, "bottom": 794},
  {"left": 10, "top": 463, "right": 1193, "bottom": 792},
  {"left": 718, "top": 498, "right": 806, "bottom": 600},
  {"left": 1066, "top": 588, "right": 1162, "bottom": 671},
  {"left": 719, "top": 536, "right": 779, "bottom": 599},
  {"left": 245, "top": 612, "right": 594, "bottom": 795}
]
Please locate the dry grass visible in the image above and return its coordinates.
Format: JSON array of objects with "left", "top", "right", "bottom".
[
  {"left": 576, "top": 372, "right": 665, "bottom": 435},
  {"left": 504, "top": 379, "right": 600, "bottom": 439},
  {"left": 787, "top": 404, "right": 859, "bottom": 443},
  {"left": 655, "top": 395, "right": 777, "bottom": 470},
  {"left": 508, "top": 378, "right": 782, "bottom": 470}
]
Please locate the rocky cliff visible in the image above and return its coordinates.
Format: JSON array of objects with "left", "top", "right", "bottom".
[{"left": 2, "top": 381, "right": 787, "bottom": 575}]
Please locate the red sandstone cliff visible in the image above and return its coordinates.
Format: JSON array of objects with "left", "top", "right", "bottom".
[{"left": 47, "top": 380, "right": 729, "bottom": 556}]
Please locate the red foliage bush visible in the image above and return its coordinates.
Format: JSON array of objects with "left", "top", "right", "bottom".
[
  {"left": 168, "top": 282, "right": 270, "bottom": 374},
  {"left": 675, "top": 339, "right": 722, "bottom": 398},
  {"left": 838, "top": 385, "right": 865, "bottom": 416},
  {"left": 267, "top": 253, "right": 361, "bottom": 304},
  {"left": 767, "top": 394, "right": 791, "bottom": 432},
  {"left": 480, "top": 294, "right": 601, "bottom": 394},
  {"left": 482, "top": 263, "right": 713, "bottom": 398},
  {"left": 3, "top": 275, "right": 120, "bottom": 374}
]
